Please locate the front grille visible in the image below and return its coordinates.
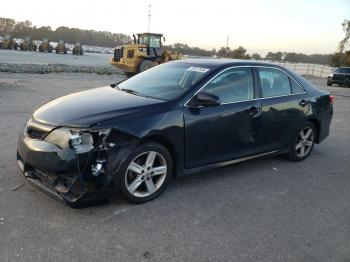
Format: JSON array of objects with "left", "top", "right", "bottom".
[
  {"left": 27, "top": 126, "right": 49, "bottom": 140},
  {"left": 25, "top": 120, "right": 53, "bottom": 140},
  {"left": 114, "top": 47, "right": 123, "bottom": 62}
]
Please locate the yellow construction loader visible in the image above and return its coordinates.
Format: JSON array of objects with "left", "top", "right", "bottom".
[
  {"left": 0, "top": 35, "right": 18, "bottom": 50},
  {"left": 111, "top": 33, "right": 182, "bottom": 76},
  {"left": 56, "top": 40, "right": 67, "bottom": 54},
  {"left": 20, "top": 37, "right": 37, "bottom": 51},
  {"left": 72, "top": 43, "right": 83, "bottom": 55},
  {"left": 39, "top": 38, "right": 53, "bottom": 53}
]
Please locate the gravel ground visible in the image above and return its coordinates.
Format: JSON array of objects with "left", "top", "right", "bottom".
[
  {"left": 0, "top": 49, "right": 113, "bottom": 67},
  {"left": 0, "top": 62, "right": 123, "bottom": 75},
  {"left": 0, "top": 50, "right": 122, "bottom": 75},
  {"left": 0, "top": 74, "right": 349, "bottom": 262}
]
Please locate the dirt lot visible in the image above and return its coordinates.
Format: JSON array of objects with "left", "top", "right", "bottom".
[
  {"left": 0, "top": 50, "right": 113, "bottom": 67},
  {"left": 0, "top": 73, "right": 349, "bottom": 262},
  {"left": 0, "top": 50, "right": 122, "bottom": 74}
]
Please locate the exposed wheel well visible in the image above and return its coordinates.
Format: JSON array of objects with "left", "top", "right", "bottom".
[
  {"left": 139, "top": 135, "right": 177, "bottom": 175},
  {"left": 307, "top": 118, "right": 321, "bottom": 143}
]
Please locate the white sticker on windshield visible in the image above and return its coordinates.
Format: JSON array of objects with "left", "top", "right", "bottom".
[{"left": 186, "top": 66, "right": 210, "bottom": 73}]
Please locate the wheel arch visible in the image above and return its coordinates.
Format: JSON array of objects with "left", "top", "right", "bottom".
[
  {"left": 306, "top": 117, "right": 321, "bottom": 143},
  {"left": 139, "top": 134, "right": 178, "bottom": 176}
]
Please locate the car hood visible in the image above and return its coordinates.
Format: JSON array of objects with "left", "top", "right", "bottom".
[{"left": 33, "top": 86, "right": 164, "bottom": 127}]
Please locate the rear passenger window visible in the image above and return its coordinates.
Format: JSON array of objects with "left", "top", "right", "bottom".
[
  {"left": 258, "top": 68, "right": 291, "bottom": 98},
  {"left": 289, "top": 78, "right": 304, "bottom": 94}
]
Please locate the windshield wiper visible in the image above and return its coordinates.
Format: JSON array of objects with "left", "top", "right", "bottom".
[
  {"left": 110, "top": 83, "right": 120, "bottom": 90},
  {"left": 119, "top": 88, "right": 143, "bottom": 96}
]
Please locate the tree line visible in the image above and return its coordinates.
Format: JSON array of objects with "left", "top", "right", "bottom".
[
  {"left": 0, "top": 17, "right": 131, "bottom": 47},
  {"left": 166, "top": 44, "right": 333, "bottom": 65}
]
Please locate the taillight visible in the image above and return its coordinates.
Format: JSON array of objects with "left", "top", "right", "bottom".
[{"left": 329, "top": 95, "right": 334, "bottom": 104}]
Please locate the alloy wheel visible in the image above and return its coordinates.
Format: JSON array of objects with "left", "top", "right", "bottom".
[
  {"left": 125, "top": 151, "right": 167, "bottom": 198},
  {"left": 295, "top": 127, "right": 314, "bottom": 158}
]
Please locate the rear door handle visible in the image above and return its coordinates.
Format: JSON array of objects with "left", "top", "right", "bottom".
[
  {"left": 246, "top": 106, "right": 260, "bottom": 115},
  {"left": 299, "top": 100, "right": 308, "bottom": 107}
]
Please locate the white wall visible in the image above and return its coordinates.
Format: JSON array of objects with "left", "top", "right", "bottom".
[{"left": 270, "top": 62, "right": 334, "bottom": 78}]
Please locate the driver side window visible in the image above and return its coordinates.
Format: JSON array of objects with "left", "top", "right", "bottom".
[{"left": 202, "top": 67, "right": 254, "bottom": 103}]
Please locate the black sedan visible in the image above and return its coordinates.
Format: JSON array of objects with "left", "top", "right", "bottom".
[
  {"left": 327, "top": 67, "right": 350, "bottom": 87},
  {"left": 17, "top": 59, "right": 333, "bottom": 206}
]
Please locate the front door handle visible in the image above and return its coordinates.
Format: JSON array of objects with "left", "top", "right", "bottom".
[
  {"left": 299, "top": 100, "right": 308, "bottom": 107},
  {"left": 246, "top": 106, "right": 260, "bottom": 115}
]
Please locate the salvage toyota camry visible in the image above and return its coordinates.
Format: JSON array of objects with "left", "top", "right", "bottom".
[{"left": 17, "top": 59, "right": 333, "bottom": 207}]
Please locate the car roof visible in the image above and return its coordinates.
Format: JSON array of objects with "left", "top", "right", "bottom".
[{"left": 173, "top": 58, "right": 286, "bottom": 69}]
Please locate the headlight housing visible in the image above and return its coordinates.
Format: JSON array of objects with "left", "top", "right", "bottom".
[
  {"left": 69, "top": 132, "right": 94, "bottom": 154},
  {"left": 44, "top": 128, "right": 110, "bottom": 154}
]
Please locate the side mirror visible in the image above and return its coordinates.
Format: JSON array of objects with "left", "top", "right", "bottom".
[
  {"left": 188, "top": 92, "right": 221, "bottom": 107},
  {"left": 163, "top": 37, "right": 166, "bottom": 42}
]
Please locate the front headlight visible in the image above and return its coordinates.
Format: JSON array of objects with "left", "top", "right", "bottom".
[
  {"left": 44, "top": 128, "right": 110, "bottom": 154},
  {"left": 44, "top": 128, "right": 72, "bottom": 149}
]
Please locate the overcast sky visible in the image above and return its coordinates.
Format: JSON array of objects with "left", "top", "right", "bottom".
[{"left": 1, "top": 0, "right": 349, "bottom": 55}]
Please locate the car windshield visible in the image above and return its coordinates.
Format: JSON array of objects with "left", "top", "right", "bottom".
[
  {"left": 117, "top": 62, "right": 213, "bottom": 101},
  {"left": 336, "top": 68, "right": 350, "bottom": 74}
]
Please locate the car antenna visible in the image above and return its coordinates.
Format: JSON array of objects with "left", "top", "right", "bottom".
[{"left": 148, "top": 0, "right": 152, "bottom": 33}]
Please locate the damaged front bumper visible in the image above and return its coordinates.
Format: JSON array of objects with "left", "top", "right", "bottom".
[{"left": 16, "top": 132, "right": 115, "bottom": 207}]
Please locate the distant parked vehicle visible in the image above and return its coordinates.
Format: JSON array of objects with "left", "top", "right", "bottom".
[
  {"left": 327, "top": 67, "right": 350, "bottom": 87},
  {"left": 72, "top": 42, "right": 83, "bottom": 55},
  {"left": 0, "top": 35, "right": 18, "bottom": 50},
  {"left": 56, "top": 40, "right": 67, "bottom": 54},
  {"left": 38, "top": 38, "right": 53, "bottom": 53},
  {"left": 20, "top": 36, "right": 37, "bottom": 51}
]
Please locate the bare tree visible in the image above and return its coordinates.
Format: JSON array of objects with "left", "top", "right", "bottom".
[{"left": 339, "top": 20, "right": 350, "bottom": 53}]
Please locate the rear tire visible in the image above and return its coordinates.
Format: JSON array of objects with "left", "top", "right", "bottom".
[
  {"left": 114, "top": 142, "right": 173, "bottom": 203},
  {"left": 327, "top": 79, "right": 332, "bottom": 86},
  {"left": 286, "top": 121, "right": 316, "bottom": 162}
]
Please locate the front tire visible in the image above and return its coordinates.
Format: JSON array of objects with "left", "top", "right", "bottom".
[
  {"left": 286, "top": 121, "right": 316, "bottom": 162},
  {"left": 138, "top": 60, "right": 154, "bottom": 73},
  {"left": 327, "top": 78, "right": 332, "bottom": 86},
  {"left": 114, "top": 142, "right": 173, "bottom": 203}
]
